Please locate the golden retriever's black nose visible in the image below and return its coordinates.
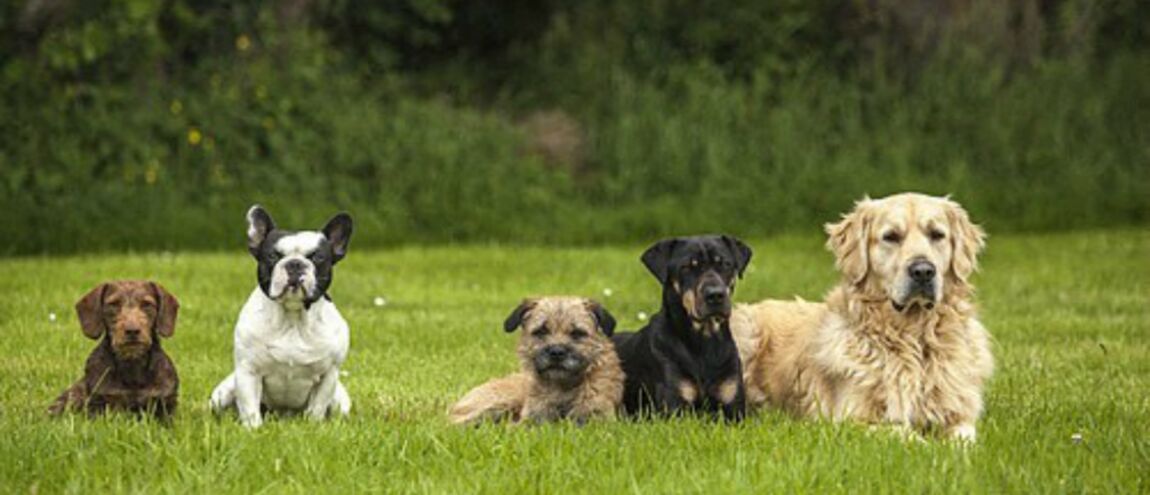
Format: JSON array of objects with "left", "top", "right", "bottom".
[{"left": 909, "top": 260, "right": 936, "bottom": 283}]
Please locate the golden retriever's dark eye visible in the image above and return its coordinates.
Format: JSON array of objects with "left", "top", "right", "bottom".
[
  {"left": 570, "top": 328, "right": 588, "bottom": 340},
  {"left": 882, "top": 231, "right": 902, "bottom": 244},
  {"left": 929, "top": 230, "right": 946, "bottom": 242},
  {"left": 530, "top": 327, "right": 548, "bottom": 338}
]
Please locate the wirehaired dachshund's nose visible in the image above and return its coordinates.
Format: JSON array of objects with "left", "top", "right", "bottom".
[{"left": 909, "top": 260, "right": 937, "bottom": 283}]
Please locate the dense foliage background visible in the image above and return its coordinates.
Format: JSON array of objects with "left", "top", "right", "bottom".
[{"left": 2, "top": 0, "right": 1147, "bottom": 254}]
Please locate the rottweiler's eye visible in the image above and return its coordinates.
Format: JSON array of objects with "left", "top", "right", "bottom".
[
  {"left": 570, "top": 328, "right": 588, "bottom": 340},
  {"left": 690, "top": 259, "right": 700, "bottom": 268},
  {"left": 530, "top": 327, "right": 548, "bottom": 338},
  {"left": 929, "top": 230, "right": 946, "bottom": 242},
  {"left": 881, "top": 231, "right": 902, "bottom": 244}
]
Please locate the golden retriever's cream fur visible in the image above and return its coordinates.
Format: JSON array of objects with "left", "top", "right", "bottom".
[{"left": 733, "top": 193, "right": 993, "bottom": 441}]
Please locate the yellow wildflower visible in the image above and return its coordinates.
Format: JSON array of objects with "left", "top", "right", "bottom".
[
  {"left": 188, "top": 128, "right": 203, "bottom": 146},
  {"left": 236, "top": 35, "right": 251, "bottom": 52}
]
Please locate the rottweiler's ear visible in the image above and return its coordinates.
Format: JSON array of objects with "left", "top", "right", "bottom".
[
  {"left": 641, "top": 238, "right": 679, "bottom": 284},
  {"left": 246, "top": 205, "right": 276, "bottom": 259},
  {"left": 322, "top": 212, "right": 353, "bottom": 264},
  {"left": 585, "top": 299, "right": 617, "bottom": 337},
  {"left": 75, "top": 284, "right": 108, "bottom": 340},
  {"left": 721, "top": 235, "right": 753, "bottom": 278},
  {"left": 151, "top": 282, "right": 180, "bottom": 338},
  {"left": 503, "top": 299, "right": 537, "bottom": 332}
]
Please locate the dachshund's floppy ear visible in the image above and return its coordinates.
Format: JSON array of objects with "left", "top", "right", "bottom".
[
  {"left": 75, "top": 283, "right": 108, "bottom": 340},
  {"left": 584, "top": 299, "right": 617, "bottom": 337},
  {"left": 322, "top": 212, "right": 354, "bottom": 264},
  {"left": 246, "top": 205, "right": 276, "bottom": 258},
  {"left": 151, "top": 282, "right": 180, "bottom": 338},
  {"left": 503, "top": 299, "right": 538, "bottom": 332},
  {"left": 945, "top": 198, "right": 987, "bottom": 285},
  {"left": 825, "top": 198, "right": 873, "bottom": 286},
  {"left": 641, "top": 238, "right": 680, "bottom": 285},
  {"left": 720, "top": 235, "right": 753, "bottom": 278}
]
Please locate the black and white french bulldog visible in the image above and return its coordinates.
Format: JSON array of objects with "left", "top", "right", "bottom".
[{"left": 209, "top": 205, "right": 353, "bottom": 428}]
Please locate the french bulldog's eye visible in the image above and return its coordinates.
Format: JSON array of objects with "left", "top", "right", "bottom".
[
  {"left": 929, "top": 230, "right": 946, "bottom": 242},
  {"left": 530, "top": 327, "right": 548, "bottom": 338},
  {"left": 882, "top": 231, "right": 902, "bottom": 244},
  {"left": 570, "top": 328, "right": 588, "bottom": 340}
]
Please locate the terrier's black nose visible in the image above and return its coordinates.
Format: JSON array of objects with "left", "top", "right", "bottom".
[
  {"left": 703, "top": 286, "right": 727, "bottom": 306},
  {"left": 909, "top": 260, "right": 936, "bottom": 283},
  {"left": 545, "top": 346, "right": 569, "bottom": 359}
]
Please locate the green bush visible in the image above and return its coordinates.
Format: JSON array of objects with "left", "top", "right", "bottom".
[{"left": 0, "top": 0, "right": 1146, "bottom": 254}]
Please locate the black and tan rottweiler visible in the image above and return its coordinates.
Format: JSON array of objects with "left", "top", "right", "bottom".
[{"left": 612, "top": 235, "right": 752, "bottom": 420}]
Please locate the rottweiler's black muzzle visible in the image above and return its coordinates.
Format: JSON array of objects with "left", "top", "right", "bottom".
[{"left": 698, "top": 272, "right": 732, "bottom": 318}]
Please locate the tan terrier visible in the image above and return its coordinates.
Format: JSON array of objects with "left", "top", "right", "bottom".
[{"left": 449, "top": 297, "right": 623, "bottom": 425}]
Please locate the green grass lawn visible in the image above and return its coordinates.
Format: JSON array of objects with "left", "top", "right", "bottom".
[{"left": 1, "top": 230, "right": 1147, "bottom": 493}]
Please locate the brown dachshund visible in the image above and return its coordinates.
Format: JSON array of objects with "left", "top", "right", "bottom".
[{"left": 48, "top": 281, "right": 180, "bottom": 419}]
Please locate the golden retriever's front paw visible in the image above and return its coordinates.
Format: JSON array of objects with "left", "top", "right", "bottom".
[{"left": 949, "top": 424, "right": 977, "bottom": 443}]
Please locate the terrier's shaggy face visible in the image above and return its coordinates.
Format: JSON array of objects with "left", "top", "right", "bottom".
[{"left": 504, "top": 297, "right": 616, "bottom": 389}]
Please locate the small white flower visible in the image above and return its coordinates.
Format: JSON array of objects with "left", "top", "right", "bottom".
[
  {"left": 1071, "top": 433, "right": 1083, "bottom": 444},
  {"left": 602, "top": 288, "right": 614, "bottom": 297},
  {"left": 340, "top": 370, "right": 349, "bottom": 377},
  {"left": 48, "top": 312, "right": 57, "bottom": 322},
  {"left": 373, "top": 296, "right": 387, "bottom": 307},
  {"left": 637, "top": 311, "right": 648, "bottom": 322}
]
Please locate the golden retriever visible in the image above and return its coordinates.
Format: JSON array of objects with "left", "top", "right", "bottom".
[{"left": 732, "top": 193, "right": 993, "bottom": 441}]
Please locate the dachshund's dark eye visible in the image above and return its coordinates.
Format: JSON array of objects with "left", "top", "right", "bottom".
[
  {"left": 929, "top": 230, "right": 946, "bottom": 242},
  {"left": 569, "top": 328, "right": 588, "bottom": 340},
  {"left": 882, "top": 231, "right": 902, "bottom": 244},
  {"left": 530, "top": 327, "right": 548, "bottom": 338}
]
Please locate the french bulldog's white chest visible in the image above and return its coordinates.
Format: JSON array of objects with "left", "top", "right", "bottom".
[{"left": 234, "top": 289, "right": 349, "bottom": 408}]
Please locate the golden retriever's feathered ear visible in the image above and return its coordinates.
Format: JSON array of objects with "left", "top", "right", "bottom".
[
  {"left": 825, "top": 199, "right": 872, "bottom": 285},
  {"left": 945, "top": 199, "right": 986, "bottom": 283}
]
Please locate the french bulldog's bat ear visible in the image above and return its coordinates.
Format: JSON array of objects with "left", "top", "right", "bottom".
[
  {"left": 641, "top": 238, "right": 680, "bottom": 285},
  {"left": 503, "top": 299, "right": 537, "bottom": 332},
  {"left": 75, "top": 283, "right": 108, "bottom": 340},
  {"left": 246, "top": 205, "right": 276, "bottom": 258},
  {"left": 585, "top": 299, "right": 617, "bottom": 337},
  {"left": 322, "top": 213, "right": 353, "bottom": 264},
  {"left": 721, "top": 235, "right": 753, "bottom": 279},
  {"left": 150, "top": 282, "right": 179, "bottom": 338}
]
